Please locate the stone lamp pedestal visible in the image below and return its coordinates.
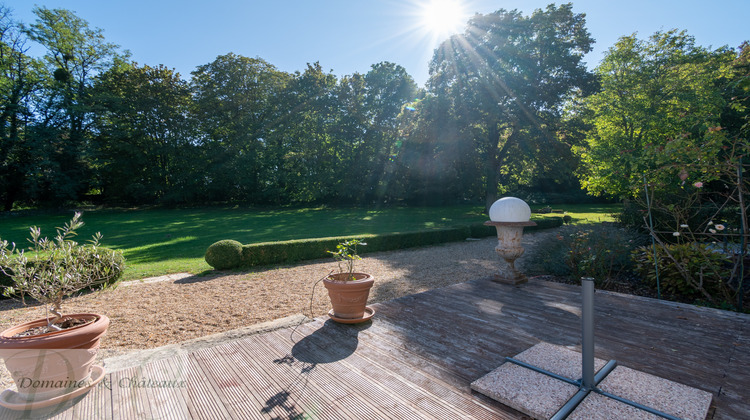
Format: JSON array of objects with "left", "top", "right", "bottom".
[{"left": 485, "top": 220, "right": 537, "bottom": 285}]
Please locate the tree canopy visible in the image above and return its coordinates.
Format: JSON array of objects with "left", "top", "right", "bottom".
[
  {"left": 427, "top": 3, "right": 595, "bottom": 209},
  {"left": 575, "top": 30, "right": 737, "bottom": 198},
  {"left": 0, "top": 4, "right": 747, "bottom": 211}
]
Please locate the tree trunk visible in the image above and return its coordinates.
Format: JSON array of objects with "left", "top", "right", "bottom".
[{"left": 484, "top": 124, "right": 501, "bottom": 213}]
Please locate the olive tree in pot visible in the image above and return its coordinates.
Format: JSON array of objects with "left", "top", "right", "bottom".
[
  {"left": 0, "top": 212, "right": 124, "bottom": 409},
  {"left": 323, "top": 239, "right": 374, "bottom": 323}
]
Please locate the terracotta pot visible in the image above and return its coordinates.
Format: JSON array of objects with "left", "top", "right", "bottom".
[
  {"left": 0, "top": 314, "right": 109, "bottom": 400},
  {"left": 323, "top": 273, "right": 374, "bottom": 320}
]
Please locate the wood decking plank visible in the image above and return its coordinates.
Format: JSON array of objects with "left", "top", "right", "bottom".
[
  {"left": 290, "top": 318, "right": 515, "bottom": 419},
  {"left": 262, "top": 326, "right": 424, "bottom": 420},
  {"left": 109, "top": 367, "right": 154, "bottom": 420},
  {"left": 282, "top": 324, "right": 453, "bottom": 420},
  {"left": 236, "top": 330, "right": 386, "bottom": 420},
  {"left": 180, "top": 351, "right": 238, "bottom": 419},
  {"left": 2, "top": 277, "right": 747, "bottom": 419},
  {"left": 189, "top": 346, "right": 266, "bottom": 419}
]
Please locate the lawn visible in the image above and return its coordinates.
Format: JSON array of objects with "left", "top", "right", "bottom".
[
  {"left": 531, "top": 203, "right": 621, "bottom": 224},
  {"left": 0, "top": 203, "right": 621, "bottom": 281}
]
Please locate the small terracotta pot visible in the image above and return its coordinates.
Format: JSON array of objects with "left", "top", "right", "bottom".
[
  {"left": 0, "top": 314, "right": 109, "bottom": 400},
  {"left": 323, "top": 273, "right": 374, "bottom": 320}
]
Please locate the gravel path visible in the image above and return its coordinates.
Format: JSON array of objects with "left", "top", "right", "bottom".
[{"left": 0, "top": 230, "right": 553, "bottom": 390}]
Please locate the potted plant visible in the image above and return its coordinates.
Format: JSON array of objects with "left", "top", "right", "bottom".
[
  {"left": 323, "top": 239, "right": 375, "bottom": 323},
  {"left": 0, "top": 212, "right": 124, "bottom": 409}
]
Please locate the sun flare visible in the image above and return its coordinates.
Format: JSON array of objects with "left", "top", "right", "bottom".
[{"left": 420, "top": 0, "right": 467, "bottom": 38}]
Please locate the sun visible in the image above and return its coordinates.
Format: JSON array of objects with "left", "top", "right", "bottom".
[{"left": 420, "top": 0, "right": 468, "bottom": 39}]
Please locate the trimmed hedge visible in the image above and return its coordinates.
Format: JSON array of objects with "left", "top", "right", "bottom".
[{"left": 205, "top": 217, "right": 564, "bottom": 270}]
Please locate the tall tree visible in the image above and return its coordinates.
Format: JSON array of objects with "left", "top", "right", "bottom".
[
  {"left": 333, "top": 62, "right": 417, "bottom": 203},
  {"left": 25, "top": 6, "right": 125, "bottom": 202},
  {"left": 274, "top": 62, "right": 339, "bottom": 203},
  {"left": 0, "top": 6, "right": 42, "bottom": 210},
  {"left": 359, "top": 62, "right": 417, "bottom": 202},
  {"left": 191, "top": 53, "right": 290, "bottom": 202},
  {"left": 428, "top": 3, "right": 594, "bottom": 210},
  {"left": 93, "top": 64, "right": 197, "bottom": 203},
  {"left": 575, "top": 30, "right": 736, "bottom": 198}
]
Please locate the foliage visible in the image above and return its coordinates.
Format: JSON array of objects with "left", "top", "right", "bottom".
[
  {"left": 526, "top": 224, "right": 647, "bottom": 286},
  {"left": 427, "top": 4, "right": 595, "bottom": 209},
  {"left": 21, "top": 6, "right": 127, "bottom": 207},
  {"left": 93, "top": 63, "right": 198, "bottom": 204},
  {"left": 204, "top": 240, "right": 243, "bottom": 270},
  {"left": 0, "top": 212, "right": 124, "bottom": 324},
  {"left": 327, "top": 239, "right": 366, "bottom": 280},
  {"left": 240, "top": 227, "right": 471, "bottom": 268},
  {"left": 0, "top": 5, "right": 747, "bottom": 214},
  {"left": 575, "top": 30, "right": 736, "bottom": 198},
  {"left": 0, "top": 7, "right": 43, "bottom": 211},
  {"left": 632, "top": 243, "right": 733, "bottom": 301},
  {"left": 191, "top": 54, "right": 290, "bottom": 203}
]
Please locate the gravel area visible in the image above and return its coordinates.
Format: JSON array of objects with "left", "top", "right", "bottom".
[{"left": 0, "top": 231, "right": 551, "bottom": 390}]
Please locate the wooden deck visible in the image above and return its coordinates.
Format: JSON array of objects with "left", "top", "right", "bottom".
[{"left": 1, "top": 277, "right": 748, "bottom": 419}]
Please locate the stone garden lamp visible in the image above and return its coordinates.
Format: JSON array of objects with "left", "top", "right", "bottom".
[{"left": 485, "top": 197, "right": 537, "bottom": 285}]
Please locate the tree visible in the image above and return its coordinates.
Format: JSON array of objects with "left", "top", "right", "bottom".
[
  {"left": 359, "top": 62, "right": 418, "bottom": 202},
  {"left": 191, "top": 53, "right": 290, "bottom": 202},
  {"left": 24, "top": 6, "right": 126, "bottom": 203},
  {"left": 93, "top": 63, "right": 197, "bottom": 204},
  {"left": 333, "top": 62, "right": 417, "bottom": 203},
  {"left": 0, "top": 6, "right": 42, "bottom": 210},
  {"left": 575, "top": 30, "right": 736, "bottom": 198},
  {"left": 272, "top": 62, "right": 339, "bottom": 203},
  {"left": 428, "top": 3, "right": 594, "bottom": 210}
]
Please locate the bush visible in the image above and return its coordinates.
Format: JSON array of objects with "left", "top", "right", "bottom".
[
  {"left": 0, "top": 212, "right": 125, "bottom": 314},
  {"left": 527, "top": 223, "right": 647, "bottom": 285},
  {"left": 1, "top": 246, "right": 125, "bottom": 299},
  {"left": 80, "top": 246, "right": 125, "bottom": 288},
  {"left": 205, "top": 218, "right": 565, "bottom": 271},
  {"left": 205, "top": 240, "right": 244, "bottom": 270},
  {"left": 632, "top": 243, "right": 733, "bottom": 301}
]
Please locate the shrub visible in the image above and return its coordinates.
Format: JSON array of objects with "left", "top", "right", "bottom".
[
  {"left": 75, "top": 246, "right": 125, "bottom": 288},
  {"left": 204, "top": 218, "right": 565, "bottom": 271},
  {"left": 0, "top": 212, "right": 125, "bottom": 319},
  {"left": 527, "top": 223, "right": 647, "bottom": 285},
  {"left": 1, "top": 247, "right": 125, "bottom": 299},
  {"left": 632, "top": 243, "right": 733, "bottom": 301},
  {"left": 328, "top": 239, "right": 365, "bottom": 280},
  {"left": 205, "top": 240, "right": 243, "bottom": 270}
]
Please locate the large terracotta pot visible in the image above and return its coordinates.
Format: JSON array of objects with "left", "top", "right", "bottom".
[
  {"left": 0, "top": 313, "right": 109, "bottom": 401},
  {"left": 323, "top": 273, "right": 374, "bottom": 320}
]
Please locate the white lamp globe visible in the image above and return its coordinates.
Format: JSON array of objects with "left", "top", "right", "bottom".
[{"left": 489, "top": 197, "right": 531, "bottom": 222}]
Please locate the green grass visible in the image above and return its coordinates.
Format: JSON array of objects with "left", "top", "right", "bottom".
[
  {"left": 0, "top": 203, "right": 621, "bottom": 281},
  {"left": 531, "top": 203, "right": 621, "bottom": 224}
]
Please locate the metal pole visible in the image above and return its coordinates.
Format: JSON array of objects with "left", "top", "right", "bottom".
[
  {"left": 581, "top": 277, "right": 595, "bottom": 390},
  {"left": 506, "top": 276, "right": 682, "bottom": 419}
]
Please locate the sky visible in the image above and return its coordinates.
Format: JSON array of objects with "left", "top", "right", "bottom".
[{"left": 4, "top": 0, "right": 749, "bottom": 87}]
